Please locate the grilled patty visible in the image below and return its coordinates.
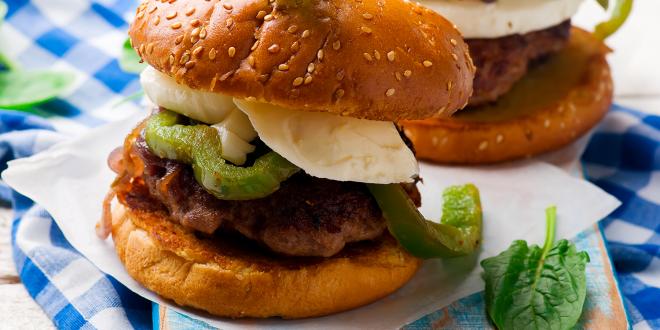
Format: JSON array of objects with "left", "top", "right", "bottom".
[
  {"left": 467, "top": 20, "right": 571, "bottom": 106},
  {"left": 115, "top": 136, "right": 420, "bottom": 257}
]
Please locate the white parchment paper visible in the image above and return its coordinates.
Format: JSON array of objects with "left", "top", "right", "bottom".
[{"left": 2, "top": 115, "right": 620, "bottom": 329}]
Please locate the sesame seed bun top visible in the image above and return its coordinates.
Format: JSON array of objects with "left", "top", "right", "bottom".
[{"left": 128, "top": 0, "right": 475, "bottom": 121}]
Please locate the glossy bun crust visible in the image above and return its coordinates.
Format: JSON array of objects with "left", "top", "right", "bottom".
[
  {"left": 128, "top": 0, "right": 474, "bottom": 121},
  {"left": 402, "top": 28, "right": 612, "bottom": 164},
  {"left": 111, "top": 203, "right": 421, "bottom": 319}
]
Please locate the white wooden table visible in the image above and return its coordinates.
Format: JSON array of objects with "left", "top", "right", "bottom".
[
  {"left": 0, "top": 208, "right": 54, "bottom": 329},
  {"left": 0, "top": 1, "right": 658, "bottom": 329}
]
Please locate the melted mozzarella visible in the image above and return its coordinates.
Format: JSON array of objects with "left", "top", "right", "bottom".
[
  {"left": 211, "top": 109, "right": 257, "bottom": 165},
  {"left": 234, "top": 99, "right": 419, "bottom": 184},
  {"left": 421, "top": 0, "right": 583, "bottom": 38},
  {"left": 140, "top": 66, "right": 235, "bottom": 123}
]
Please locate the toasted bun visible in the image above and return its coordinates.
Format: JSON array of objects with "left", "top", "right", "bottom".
[
  {"left": 111, "top": 202, "right": 421, "bottom": 319},
  {"left": 129, "top": 0, "right": 474, "bottom": 121},
  {"left": 401, "top": 28, "right": 612, "bottom": 164}
]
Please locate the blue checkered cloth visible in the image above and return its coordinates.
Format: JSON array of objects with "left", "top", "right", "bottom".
[{"left": 0, "top": 0, "right": 658, "bottom": 329}]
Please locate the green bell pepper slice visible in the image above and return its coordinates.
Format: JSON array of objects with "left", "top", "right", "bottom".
[
  {"left": 367, "top": 183, "right": 482, "bottom": 259},
  {"left": 145, "top": 110, "right": 300, "bottom": 200}
]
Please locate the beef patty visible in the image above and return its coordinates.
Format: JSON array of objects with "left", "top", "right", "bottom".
[
  {"left": 114, "top": 135, "right": 421, "bottom": 257},
  {"left": 467, "top": 20, "right": 571, "bottom": 106}
]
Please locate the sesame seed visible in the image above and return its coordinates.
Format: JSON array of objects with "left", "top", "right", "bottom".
[
  {"left": 209, "top": 48, "right": 217, "bottom": 60},
  {"left": 333, "top": 40, "right": 341, "bottom": 50},
  {"left": 185, "top": 7, "right": 195, "bottom": 16},
  {"left": 171, "top": 22, "right": 182, "bottom": 29},
  {"left": 293, "top": 77, "right": 304, "bottom": 87},
  {"left": 137, "top": 11, "right": 145, "bottom": 19},
  {"left": 287, "top": 25, "right": 298, "bottom": 33},
  {"left": 404, "top": 70, "right": 412, "bottom": 77},
  {"left": 451, "top": 53, "right": 458, "bottom": 61},
  {"left": 226, "top": 18, "right": 233, "bottom": 28},
  {"left": 246, "top": 96, "right": 257, "bottom": 101},
  {"left": 228, "top": 47, "right": 236, "bottom": 58},
  {"left": 302, "top": 29, "right": 310, "bottom": 38},
  {"left": 191, "top": 27, "right": 200, "bottom": 37},
  {"left": 278, "top": 64, "right": 289, "bottom": 71},
  {"left": 450, "top": 38, "right": 457, "bottom": 46},
  {"left": 223, "top": 3, "right": 233, "bottom": 10},
  {"left": 175, "top": 35, "right": 183, "bottom": 45},
  {"left": 264, "top": 14, "right": 274, "bottom": 21},
  {"left": 166, "top": 11, "right": 177, "bottom": 20},
  {"left": 307, "top": 63, "right": 315, "bottom": 73},
  {"left": 446, "top": 81, "right": 453, "bottom": 91},
  {"left": 149, "top": 6, "right": 158, "bottom": 13},
  {"left": 362, "top": 13, "right": 373, "bottom": 20},
  {"left": 336, "top": 70, "right": 345, "bottom": 80},
  {"left": 185, "top": 61, "right": 196, "bottom": 69},
  {"left": 363, "top": 53, "right": 373, "bottom": 62},
  {"left": 395, "top": 72, "right": 402, "bottom": 81},
  {"left": 268, "top": 44, "right": 280, "bottom": 53},
  {"left": 200, "top": 27, "right": 207, "bottom": 39},
  {"left": 251, "top": 40, "right": 260, "bottom": 51},
  {"left": 256, "top": 11, "right": 267, "bottom": 19},
  {"left": 139, "top": 44, "right": 145, "bottom": 56},
  {"left": 147, "top": 43, "right": 154, "bottom": 54},
  {"left": 304, "top": 75, "right": 313, "bottom": 84},
  {"left": 335, "top": 89, "right": 345, "bottom": 99},
  {"left": 423, "top": 60, "right": 433, "bottom": 67},
  {"left": 374, "top": 50, "right": 381, "bottom": 60},
  {"left": 478, "top": 141, "right": 489, "bottom": 151},
  {"left": 386, "top": 88, "right": 395, "bottom": 97},
  {"left": 387, "top": 51, "right": 396, "bottom": 62},
  {"left": 291, "top": 41, "right": 300, "bottom": 53},
  {"left": 361, "top": 26, "right": 372, "bottom": 34},
  {"left": 317, "top": 49, "right": 324, "bottom": 60},
  {"left": 179, "top": 53, "right": 190, "bottom": 64},
  {"left": 169, "top": 54, "right": 175, "bottom": 65},
  {"left": 496, "top": 134, "right": 504, "bottom": 143},
  {"left": 190, "top": 19, "right": 201, "bottom": 27},
  {"left": 247, "top": 56, "right": 255, "bottom": 67},
  {"left": 193, "top": 46, "right": 204, "bottom": 58},
  {"left": 154, "top": 15, "right": 160, "bottom": 25}
]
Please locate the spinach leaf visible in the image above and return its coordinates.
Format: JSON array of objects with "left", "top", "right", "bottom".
[
  {"left": 119, "top": 38, "right": 146, "bottom": 74},
  {"left": 0, "top": 70, "right": 74, "bottom": 109},
  {"left": 481, "top": 207, "right": 590, "bottom": 330}
]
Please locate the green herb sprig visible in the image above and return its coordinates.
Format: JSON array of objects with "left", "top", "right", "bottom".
[
  {"left": 0, "top": 1, "right": 74, "bottom": 110},
  {"left": 481, "top": 206, "right": 590, "bottom": 330}
]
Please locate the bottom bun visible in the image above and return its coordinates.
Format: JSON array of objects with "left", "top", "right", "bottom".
[
  {"left": 111, "top": 203, "right": 421, "bottom": 319},
  {"left": 402, "top": 27, "right": 612, "bottom": 164}
]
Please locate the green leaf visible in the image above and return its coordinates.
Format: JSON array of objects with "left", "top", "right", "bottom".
[
  {"left": 481, "top": 207, "right": 590, "bottom": 330},
  {"left": 0, "top": 70, "right": 75, "bottom": 109},
  {"left": 120, "top": 38, "right": 146, "bottom": 74},
  {"left": 594, "top": 0, "right": 633, "bottom": 40}
]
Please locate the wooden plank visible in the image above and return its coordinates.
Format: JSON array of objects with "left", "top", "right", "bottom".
[{"left": 0, "top": 207, "right": 54, "bottom": 329}]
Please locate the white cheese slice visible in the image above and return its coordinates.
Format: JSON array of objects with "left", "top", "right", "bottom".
[
  {"left": 234, "top": 99, "right": 419, "bottom": 184},
  {"left": 421, "top": 0, "right": 583, "bottom": 38},
  {"left": 140, "top": 66, "right": 235, "bottom": 124}
]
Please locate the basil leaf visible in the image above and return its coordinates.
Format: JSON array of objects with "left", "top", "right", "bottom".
[
  {"left": 594, "top": 0, "right": 633, "bottom": 39},
  {"left": 481, "top": 207, "right": 590, "bottom": 330},
  {"left": 0, "top": 70, "right": 74, "bottom": 109},
  {"left": 120, "top": 38, "right": 146, "bottom": 74}
]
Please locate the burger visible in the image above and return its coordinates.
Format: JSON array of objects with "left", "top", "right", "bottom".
[
  {"left": 402, "top": 0, "right": 630, "bottom": 164},
  {"left": 97, "top": 0, "right": 480, "bottom": 319}
]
